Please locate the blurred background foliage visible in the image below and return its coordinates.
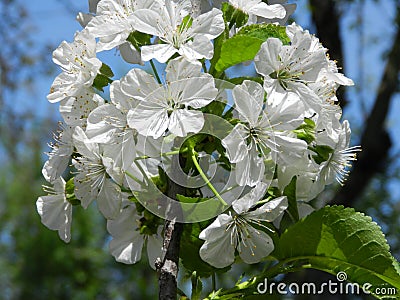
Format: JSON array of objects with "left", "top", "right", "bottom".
[{"left": 0, "top": 0, "right": 398, "bottom": 299}]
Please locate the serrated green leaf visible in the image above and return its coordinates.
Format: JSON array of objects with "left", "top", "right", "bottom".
[
  {"left": 99, "top": 63, "right": 114, "bottom": 78},
  {"left": 215, "top": 24, "right": 289, "bottom": 72},
  {"left": 274, "top": 205, "right": 400, "bottom": 298},
  {"left": 92, "top": 74, "right": 112, "bottom": 92}
]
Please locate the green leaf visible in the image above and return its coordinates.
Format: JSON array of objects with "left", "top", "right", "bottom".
[
  {"left": 310, "top": 144, "right": 334, "bottom": 164},
  {"left": 274, "top": 205, "right": 400, "bottom": 298},
  {"left": 293, "top": 118, "right": 316, "bottom": 144},
  {"left": 221, "top": 2, "right": 248, "bottom": 28},
  {"left": 215, "top": 24, "right": 289, "bottom": 73},
  {"left": 282, "top": 176, "right": 299, "bottom": 222},
  {"left": 99, "top": 63, "right": 114, "bottom": 78},
  {"left": 92, "top": 74, "right": 112, "bottom": 92},
  {"left": 180, "top": 15, "right": 193, "bottom": 32},
  {"left": 65, "top": 177, "right": 80, "bottom": 205},
  {"left": 127, "top": 30, "right": 152, "bottom": 48}
]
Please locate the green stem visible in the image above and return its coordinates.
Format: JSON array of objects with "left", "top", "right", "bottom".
[
  {"left": 150, "top": 59, "right": 162, "bottom": 84},
  {"left": 190, "top": 148, "right": 228, "bottom": 206}
]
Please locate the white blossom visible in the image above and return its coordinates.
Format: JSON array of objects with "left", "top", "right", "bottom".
[
  {"left": 222, "top": 81, "right": 307, "bottom": 186},
  {"left": 127, "top": 58, "right": 218, "bottom": 138},
  {"left": 72, "top": 127, "right": 123, "bottom": 219},
  {"left": 47, "top": 30, "right": 102, "bottom": 103},
  {"left": 131, "top": 0, "right": 224, "bottom": 62},
  {"left": 107, "top": 202, "right": 163, "bottom": 268},
  {"left": 86, "top": 0, "right": 158, "bottom": 51},
  {"left": 36, "top": 177, "right": 72, "bottom": 243},
  {"left": 42, "top": 124, "right": 74, "bottom": 183},
  {"left": 318, "top": 120, "right": 361, "bottom": 186},
  {"left": 229, "top": 0, "right": 285, "bottom": 21},
  {"left": 199, "top": 182, "right": 288, "bottom": 268}
]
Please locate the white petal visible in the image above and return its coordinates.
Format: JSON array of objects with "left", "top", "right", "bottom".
[
  {"left": 265, "top": 91, "right": 304, "bottom": 131},
  {"left": 169, "top": 77, "right": 217, "bottom": 108},
  {"left": 119, "top": 42, "right": 143, "bottom": 65},
  {"left": 146, "top": 234, "right": 163, "bottom": 269},
  {"left": 233, "top": 81, "right": 264, "bottom": 126},
  {"left": 42, "top": 147, "right": 73, "bottom": 183},
  {"left": 60, "top": 89, "right": 104, "bottom": 127},
  {"left": 298, "top": 202, "right": 315, "bottom": 219},
  {"left": 72, "top": 126, "right": 100, "bottom": 159},
  {"left": 86, "top": 104, "right": 125, "bottom": 143},
  {"left": 119, "top": 68, "right": 159, "bottom": 103},
  {"left": 169, "top": 109, "right": 204, "bottom": 137},
  {"left": 165, "top": 57, "right": 202, "bottom": 82},
  {"left": 141, "top": 44, "right": 177, "bottom": 63},
  {"left": 235, "top": 146, "right": 265, "bottom": 187},
  {"left": 109, "top": 232, "right": 144, "bottom": 264},
  {"left": 239, "top": 227, "right": 274, "bottom": 264},
  {"left": 232, "top": 181, "right": 269, "bottom": 214},
  {"left": 36, "top": 178, "right": 72, "bottom": 243},
  {"left": 247, "top": 196, "right": 288, "bottom": 221},
  {"left": 74, "top": 172, "right": 99, "bottom": 209},
  {"left": 190, "top": 8, "right": 224, "bottom": 39},
  {"left": 255, "top": 38, "right": 283, "bottom": 77},
  {"left": 97, "top": 179, "right": 122, "bottom": 219},
  {"left": 47, "top": 72, "right": 80, "bottom": 103},
  {"left": 127, "top": 105, "right": 169, "bottom": 139},
  {"left": 250, "top": 3, "right": 286, "bottom": 19},
  {"left": 222, "top": 124, "right": 248, "bottom": 163},
  {"left": 199, "top": 214, "right": 236, "bottom": 268},
  {"left": 107, "top": 205, "right": 144, "bottom": 264},
  {"left": 179, "top": 35, "right": 214, "bottom": 60},
  {"left": 131, "top": 9, "right": 163, "bottom": 36},
  {"left": 273, "top": 134, "right": 307, "bottom": 164}
]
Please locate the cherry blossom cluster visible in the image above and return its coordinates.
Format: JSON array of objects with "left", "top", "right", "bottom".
[{"left": 37, "top": 0, "right": 359, "bottom": 269}]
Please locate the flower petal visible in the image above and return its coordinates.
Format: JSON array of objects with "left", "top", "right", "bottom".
[
  {"left": 141, "top": 44, "right": 178, "bottom": 63},
  {"left": 169, "top": 109, "right": 204, "bottom": 137},
  {"left": 127, "top": 105, "right": 169, "bottom": 139},
  {"left": 239, "top": 227, "right": 274, "bottom": 264},
  {"left": 199, "top": 214, "right": 236, "bottom": 268}
]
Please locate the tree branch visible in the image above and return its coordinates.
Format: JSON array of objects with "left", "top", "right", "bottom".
[
  {"left": 158, "top": 154, "right": 185, "bottom": 300},
  {"left": 309, "top": 0, "right": 348, "bottom": 108},
  {"left": 309, "top": 0, "right": 400, "bottom": 205},
  {"left": 333, "top": 9, "right": 400, "bottom": 205}
]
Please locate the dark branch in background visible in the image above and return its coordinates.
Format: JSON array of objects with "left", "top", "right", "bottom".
[
  {"left": 309, "top": 0, "right": 348, "bottom": 108},
  {"left": 293, "top": 3, "right": 400, "bottom": 299},
  {"left": 333, "top": 6, "right": 400, "bottom": 205},
  {"left": 310, "top": 0, "right": 400, "bottom": 206}
]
